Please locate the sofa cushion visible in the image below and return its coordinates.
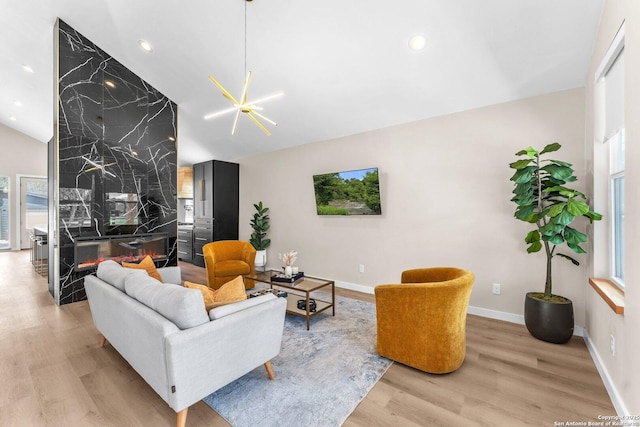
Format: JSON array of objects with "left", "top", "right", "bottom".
[
  {"left": 215, "top": 260, "right": 250, "bottom": 276},
  {"left": 214, "top": 275, "right": 247, "bottom": 305},
  {"left": 185, "top": 275, "right": 247, "bottom": 311},
  {"left": 96, "top": 260, "right": 148, "bottom": 292},
  {"left": 123, "top": 255, "right": 163, "bottom": 281},
  {"left": 125, "top": 274, "right": 209, "bottom": 330},
  {"left": 184, "top": 281, "right": 217, "bottom": 310}
]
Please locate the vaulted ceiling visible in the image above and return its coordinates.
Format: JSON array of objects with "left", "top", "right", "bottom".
[{"left": 0, "top": 0, "right": 603, "bottom": 164}]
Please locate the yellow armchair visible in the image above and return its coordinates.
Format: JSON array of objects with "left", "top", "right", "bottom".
[
  {"left": 375, "top": 267, "right": 474, "bottom": 374},
  {"left": 202, "top": 240, "right": 256, "bottom": 290}
]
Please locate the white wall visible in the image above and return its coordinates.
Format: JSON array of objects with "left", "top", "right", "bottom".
[
  {"left": 0, "top": 123, "right": 48, "bottom": 250},
  {"left": 584, "top": 0, "right": 640, "bottom": 416},
  {"left": 238, "top": 88, "right": 589, "bottom": 325}
]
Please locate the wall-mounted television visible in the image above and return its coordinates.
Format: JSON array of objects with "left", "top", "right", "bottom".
[{"left": 312, "top": 167, "right": 381, "bottom": 215}]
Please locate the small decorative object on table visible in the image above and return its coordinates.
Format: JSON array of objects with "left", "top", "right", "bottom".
[
  {"left": 249, "top": 289, "right": 288, "bottom": 298},
  {"left": 297, "top": 298, "right": 317, "bottom": 312},
  {"left": 280, "top": 250, "right": 298, "bottom": 277},
  {"left": 271, "top": 271, "right": 304, "bottom": 283}
]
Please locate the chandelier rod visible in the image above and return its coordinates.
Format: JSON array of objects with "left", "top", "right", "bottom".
[{"left": 244, "top": 0, "right": 247, "bottom": 78}]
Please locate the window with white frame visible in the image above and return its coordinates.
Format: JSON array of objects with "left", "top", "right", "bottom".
[{"left": 596, "top": 23, "right": 625, "bottom": 288}]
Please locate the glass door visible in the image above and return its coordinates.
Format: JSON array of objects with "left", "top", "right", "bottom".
[
  {"left": 20, "top": 177, "right": 47, "bottom": 250},
  {"left": 0, "top": 176, "right": 9, "bottom": 250}
]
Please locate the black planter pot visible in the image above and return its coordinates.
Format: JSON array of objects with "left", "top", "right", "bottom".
[{"left": 524, "top": 292, "right": 574, "bottom": 344}]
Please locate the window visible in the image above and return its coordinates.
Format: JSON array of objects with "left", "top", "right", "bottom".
[
  {"left": 610, "top": 130, "right": 624, "bottom": 284},
  {"left": 595, "top": 23, "right": 625, "bottom": 288}
]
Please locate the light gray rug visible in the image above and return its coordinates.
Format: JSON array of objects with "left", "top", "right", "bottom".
[{"left": 203, "top": 293, "right": 392, "bottom": 427}]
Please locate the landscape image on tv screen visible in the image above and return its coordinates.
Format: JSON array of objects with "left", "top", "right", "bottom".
[{"left": 313, "top": 167, "right": 381, "bottom": 215}]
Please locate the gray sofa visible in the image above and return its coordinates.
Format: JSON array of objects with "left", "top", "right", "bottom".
[{"left": 84, "top": 260, "right": 287, "bottom": 427}]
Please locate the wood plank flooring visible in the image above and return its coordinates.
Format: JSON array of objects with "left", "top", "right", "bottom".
[{"left": 1, "top": 251, "right": 614, "bottom": 426}]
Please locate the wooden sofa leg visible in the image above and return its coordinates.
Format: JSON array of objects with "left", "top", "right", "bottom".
[
  {"left": 98, "top": 335, "right": 106, "bottom": 348},
  {"left": 264, "top": 361, "right": 275, "bottom": 380},
  {"left": 176, "top": 408, "right": 188, "bottom": 427}
]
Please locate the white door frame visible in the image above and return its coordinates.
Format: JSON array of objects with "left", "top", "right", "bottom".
[{"left": 15, "top": 174, "right": 47, "bottom": 251}]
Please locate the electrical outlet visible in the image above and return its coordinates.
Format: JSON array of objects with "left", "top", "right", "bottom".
[
  {"left": 359, "top": 264, "right": 365, "bottom": 273},
  {"left": 492, "top": 283, "right": 501, "bottom": 295},
  {"left": 610, "top": 334, "right": 615, "bottom": 356}
]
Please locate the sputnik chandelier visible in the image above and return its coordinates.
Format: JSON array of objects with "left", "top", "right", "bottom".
[{"left": 204, "top": 0, "right": 282, "bottom": 136}]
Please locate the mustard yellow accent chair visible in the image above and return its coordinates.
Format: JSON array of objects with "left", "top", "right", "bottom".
[
  {"left": 375, "top": 267, "right": 474, "bottom": 374},
  {"left": 202, "top": 240, "right": 256, "bottom": 290}
]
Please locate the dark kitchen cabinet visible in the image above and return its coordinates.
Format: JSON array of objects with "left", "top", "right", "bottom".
[
  {"left": 191, "top": 160, "right": 239, "bottom": 267},
  {"left": 177, "top": 227, "right": 193, "bottom": 262}
]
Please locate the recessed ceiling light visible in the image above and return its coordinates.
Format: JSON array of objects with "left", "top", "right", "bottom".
[
  {"left": 138, "top": 39, "right": 153, "bottom": 52},
  {"left": 22, "top": 64, "right": 34, "bottom": 73},
  {"left": 168, "top": 136, "right": 176, "bottom": 142},
  {"left": 9, "top": 116, "right": 17, "bottom": 122},
  {"left": 408, "top": 34, "right": 428, "bottom": 51},
  {"left": 104, "top": 80, "right": 116, "bottom": 89},
  {"left": 14, "top": 100, "right": 22, "bottom": 107}
]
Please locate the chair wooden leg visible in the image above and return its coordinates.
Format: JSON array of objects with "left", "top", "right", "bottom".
[
  {"left": 98, "top": 335, "right": 106, "bottom": 348},
  {"left": 264, "top": 361, "right": 275, "bottom": 380},
  {"left": 176, "top": 408, "right": 188, "bottom": 427}
]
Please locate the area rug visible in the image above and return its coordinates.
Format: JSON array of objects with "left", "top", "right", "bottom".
[{"left": 202, "top": 292, "right": 392, "bottom": 427}]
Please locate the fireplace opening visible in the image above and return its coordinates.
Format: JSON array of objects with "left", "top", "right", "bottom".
[{"left": 74, "top": 233, "right": 168, "bottom": 271}]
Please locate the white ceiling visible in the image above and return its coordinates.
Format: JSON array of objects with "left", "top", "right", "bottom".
[{"left": 0, "top": 0, "right": 603, "bottom": 165}]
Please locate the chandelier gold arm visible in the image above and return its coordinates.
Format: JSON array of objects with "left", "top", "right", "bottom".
[
  {"left": 250, "top": 110, "right": 277, "bottom": 127},
  {"left": 246, "top": 111, "right": 272, "bottom": 136},
  {"left": 208, "top": 75, "right": 240, "bottom": 105},
  {"left": 231, "top": 109, "right": 242, "bottom": 135},
  {"left": 240, "top": 71, "right": 252, "bottom": 105}
]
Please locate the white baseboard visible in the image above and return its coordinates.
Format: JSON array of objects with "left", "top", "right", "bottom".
[
  {"left": 335, "top": 280, "right": 375, "bottom": 295},
  {"left": 335, "top": 281, "right": 587, "bottom": 337},
  {"left": 466, "top": 305, "right": 584, "bottom": 337},
  {"left": 467, "top": 305, "right": 525, "bottom": 325},
  {"left": 583, "top": 330, "right": 628, "bottom": 417}
]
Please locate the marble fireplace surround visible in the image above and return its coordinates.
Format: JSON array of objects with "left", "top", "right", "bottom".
[{"left": 51, "top": 19, "right": 178, "bottom": 305}]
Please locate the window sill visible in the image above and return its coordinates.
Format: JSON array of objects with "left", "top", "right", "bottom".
[{"left": 589, "top": 277, "right": 624, "bottom": 315}]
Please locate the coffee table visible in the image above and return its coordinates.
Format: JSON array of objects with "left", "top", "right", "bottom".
[{"left": 246, "top": 270, "right": 335, "bottom": 330}]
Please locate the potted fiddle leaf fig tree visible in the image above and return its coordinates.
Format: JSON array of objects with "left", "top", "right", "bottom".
[
  {"left": 509, "top": 143, "right": 602, "bottom": 344},
  {"left": 250, "top": 201, "right": 271, "bottom": 268}
]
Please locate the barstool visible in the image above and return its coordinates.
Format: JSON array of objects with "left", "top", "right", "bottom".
[
  {"left": 35, "top": 236, "right": 48, "bottom": 275},
  {"left": 29, "top": 231, "right": 36, "bottom": 265}
]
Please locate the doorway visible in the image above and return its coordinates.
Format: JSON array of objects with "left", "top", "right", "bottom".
[
  {"left": 0, "top": 176, "right": 9, "bottom": 250},
  {"left": 20, "top": 177, "right": 47, "bottom": 250}
]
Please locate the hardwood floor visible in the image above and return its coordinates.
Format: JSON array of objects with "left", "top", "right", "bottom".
[{"left": 1, "top": 251, "right": 614, "bottom": 426}]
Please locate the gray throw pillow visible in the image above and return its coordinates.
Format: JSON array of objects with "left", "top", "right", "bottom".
[
  {"left": 96, "top": 260, "right": 148, "bottom": 292},
  {"left": 124, "top": 274, "right": 209, "bottom": 330}
]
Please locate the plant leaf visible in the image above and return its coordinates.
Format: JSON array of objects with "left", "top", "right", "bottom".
[
  {"left": 527, "top": 241, "right": 542, "bottom": 253},
  {"left": 585, "top": 210, "right": 603, "bottom": 222},
  {"left": 542, "top": 164, "right": 574, "bottom": 181},
  {"left": 509, "top": 159, "right": 533, "bottom": 169},
  {"left": 555, "top": 209, "right": 575, "bottom": 226},
  {"left": 510, "top": 166, "right": 536, "bottom": 184},
  {"left": 566, "top": 199, "right": 589, "bottom": 216},
  {"left": 567, "top": 242, "right": 587, "bottom": 254},
  {"left": 547, "top": 203, "right": 565, "bottom": 218},
  {"left": 515, "top": 205, "right": 537, "bottom": 222},
  {"left": 525, "top": 230, "right": 540, "bottom": 244},
  {"left": 543, "top": 233, "right": 565, "bottom": 245},
  {"left": 540, "top": 143, "right": 561, "bottom": 154},
  {"left": 557, "top": 253, "right": 580, "bottom": 266},
  {"left": 564, "top": 226, "right": 587, "bottom": 245}
]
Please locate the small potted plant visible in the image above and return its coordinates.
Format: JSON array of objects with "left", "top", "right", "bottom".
[
  {"left": 249, "top": 201, "right": 271, "bottom": 267},
  {"left": 509, "top": 143, "right": 602, "bottom": 343}
]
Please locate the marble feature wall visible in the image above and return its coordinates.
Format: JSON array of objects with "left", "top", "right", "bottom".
[{"left": 54, "top": 20, "right": 177, "bottom": 304}]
